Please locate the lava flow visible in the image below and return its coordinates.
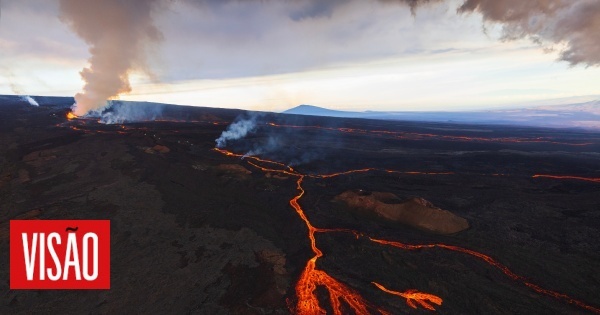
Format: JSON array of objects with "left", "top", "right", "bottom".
[
  {"left": 266, "top": 122, "right": 592, "bottom": 146},
  {"left": 532, "top": 174, "right": 600, "bottom": 183},
  {"left": 311, "top": 169, "right": 454, "bottom": 179},
  {"left": 371, "top": 282, "right": 442, "bottom": 311},
  {"left": 214, "top": 147, "right": 600, "bottom": 314},
  {"left": 368, "top": 237, "right": 600, "bottom": 314},
  {"left": 291, "top": 176, "right": 377, "bottom": 315},
  {"left": 55, "top": 110, "right": 599, "bottom": 313},
  {"left": 215, "top": 148, "right": 443, "bottom": 314},
  {"left": 66, "top": 112, "right": 78, "bottom": 120}
]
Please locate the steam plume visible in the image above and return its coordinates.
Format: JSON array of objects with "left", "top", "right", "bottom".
[
  {"left": 215, "top": 115, "right": 259, "bottom": 148},
  {"left": 3, "top": 68, "right": 40, "bottom": 106},
  {"left": 86, "top": 101, "right": 165, "bottom": 124},
  {"left": 21, "top": 95, "right": 39, "bottom": 107},
  {"left": 57, "top": 0, "right": 598, "bottom": 119},
  {"left": 58, "top": 0, "right": 162, "bottom": 116}
]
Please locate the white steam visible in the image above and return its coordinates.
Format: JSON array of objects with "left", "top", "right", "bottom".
[
  {"left": 58, "top": 0, "right": 163, "bottom": 116},
  {"left": 214, "top": 116, "right": 324, "bottom": 166},
  {"left": 215, "top": 116, "right": 258, "bottom": 148},
  {"left": 48, "top": 0, "right": 599, "bottom": 122},
  {"left": 20, "top": 95, "right": 39, "bottom": 107},
  {"left": 85, "top": 101, "right": 165, "bottom": 124}
]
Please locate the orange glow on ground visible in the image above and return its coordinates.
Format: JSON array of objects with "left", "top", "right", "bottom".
[
  {"left": 214, "top": 148, "right": 600, "bottom": 314},
  {"left": 66, "top": 112, "right": 78, "bottom": 120},
  {"left": 532, "top": 174, "right": 600, "bottom": 183},
  {"left": 291, "top": 176, "right": 382, "bottom": 315},
  {"left": 53, "top": 117, "right": 599, "bottom": 313},
  {"left": 217, "top": 149, "right": 440, "bottom": 314},
  {"left": 368, "top": 237, "right": 600, "bottom": 314},
  {"left": 372, "top": 282, "right": 442, "bottom": 311},
  {"left": 311, "top": 169, "right": 454, "bottom": 179},
  {"left": 266, "top": 122, "right": 593, "bottom": 146}
]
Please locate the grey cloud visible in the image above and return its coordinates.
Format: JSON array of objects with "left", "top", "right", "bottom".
[
  {"left": 4, "top": 0, "right": 597, "bottom": 115},
  {"left": 178, "top": 0, "right": 600, "bottom": 67},
  {"left": 459, "top": 0, "right": 600, "bottom": 66},
  {"left": 182, "top": 0, "right": 439, "bottom": 19},
  {"left": 288, "top": 0, "right": 349, "bottom": 20},
  {"left": 0, "top": 1, "right": 85, "bottom": 60}
]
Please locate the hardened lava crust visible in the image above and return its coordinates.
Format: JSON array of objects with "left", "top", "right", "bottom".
[{"left": 1, "top": 96, "right": 599, "bottom": 314}]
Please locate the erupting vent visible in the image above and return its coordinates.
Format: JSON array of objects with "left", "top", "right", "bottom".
[
  {"left": 66, "top": 112, "right": 78, "bottom": 120},
  {"left": 55, "top": 113, "right": 599, "bottom": 313}
]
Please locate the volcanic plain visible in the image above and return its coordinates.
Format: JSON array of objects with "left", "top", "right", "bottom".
[{"left": 1, "top": 96, "right": 599, "bottom": 314}]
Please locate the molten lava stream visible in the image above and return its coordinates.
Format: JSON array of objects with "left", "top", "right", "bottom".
[
  {"left": 213, "top": 148, "right": 295, "bottom": 172},
  {"left": 215, "top": 148, "right": 599, "bottom": 314},
  {"left": 217, "top": 148, "right": 443, "bottom": 314},
  {"left": 289, "top": 176, "right": 439, "bottom": 314},
  {"left": 291, "top": 176, "right": 372, "bottom": 315},
  {"left": 532, "top": 174, "right": 600, "bottom": 183},
  {"left": 372, "top": 282, "right": 442, "bottom": 311},
  {"left": 368, "top": 237, "right": 600, "bottom": 314},
  {"left": 309, "top": 169, "right": 454, "bottom": 179},
  {"left": 266, "top": 122, "right": 591, "bottom": 146}
]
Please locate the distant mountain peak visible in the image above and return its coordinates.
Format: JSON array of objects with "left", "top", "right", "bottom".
[
  {"left": 281, "top": 101, "right": 600, "bottom": 129},
  {"left": 290, "top": 104, "right": 319, "bottom": 109},
  {"left": 283, "top": 104, "right": 360, "bottom": 117},
  {"left": 285, "top": 104, "right": 338, "bottom": 111}
]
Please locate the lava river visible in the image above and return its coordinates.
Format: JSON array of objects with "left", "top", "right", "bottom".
[
  {"left": 60, "top": 115, "right": 599, "bottom": 313},
  {"left": 214, "top": 148, "right": 600, "bottom": 315}
]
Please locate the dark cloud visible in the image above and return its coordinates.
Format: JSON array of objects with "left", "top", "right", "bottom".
[
  {"left": 459, "top": 0, "right": 600, "bottom": 66},
  {"left": 183, "top": 0, "right": 440, "bottom": 19},
  {"left": 181, "top": 0, "right": 599, "bottom": 66},
  {"left": 289, "top": 0, "right": 348, "bottom": 20},
  {"left": 47, "top": 0, "right": 598, "bottom": 115}
]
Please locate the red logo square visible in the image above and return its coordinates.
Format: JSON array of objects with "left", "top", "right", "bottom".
[{"left": 10, "top": 220, "right": 110, "bottom": 289}]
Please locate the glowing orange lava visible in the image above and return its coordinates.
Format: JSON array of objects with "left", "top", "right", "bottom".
[
  {"left": 311, "top": 169, "right": 454, "bottom": 179},
  {"left": 214, "top": 148, "right": 295, "bottom": 173},
  {"left": 266, "top": 122, "right": 593, "bottom": 146},
  {"left": 532, "top": 174, "right": 600, "bottom": 183},
  {"left": 291, "top": 176, "right": 380, "bottom": 315},
  {"left": 53, "top": 115, "right": 599, "bottom": 313},
  {"left": 54, "top": 116, "right": 599, "bottom": 313},
  {"left": 214, "top": 147, "right": 600, "bottom": 314},
  {"left": 368, "top": 237, "right": 600, "bottom": 314},
  {"left": 372, "top": 282, "right": 442, "bottom": 311},
  {"left": 217, "top": 149, "right": 439, "bottom": 313}
]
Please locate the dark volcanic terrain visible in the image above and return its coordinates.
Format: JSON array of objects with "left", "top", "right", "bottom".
[{"left": 1, "top": 95, "right": 599, "bottom": 314}]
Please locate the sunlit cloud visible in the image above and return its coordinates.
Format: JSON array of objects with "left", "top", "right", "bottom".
[{"left": 1, "top": 0, "right": 599, "bottom": 111}]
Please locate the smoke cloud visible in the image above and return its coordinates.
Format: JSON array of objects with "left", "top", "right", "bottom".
[
  {"left": 56, "top": 0, "right": 598, "bottom": 118},
  {"left": 85, "top": 101, "right": 165, "bottom": 124},
  {"left": 3, "top": 67, "right": 40, "bottom": 106},
  {"left": 215, "top": 114, "right": 260, "bottom": 148},
  {"left": 58, "top": 0, "right": 162, "bottom": 116},
  {"left": 21, "top": 95, "right": 39, "bottom": 107},
  {"left": 458, "top": 0, "right": 600, "bottom": 66},
  {"left": 215, "top": 114, "right": 344, "bottom": 166}
]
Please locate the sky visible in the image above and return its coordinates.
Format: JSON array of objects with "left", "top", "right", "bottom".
[{"left": 1, "top": 0, "right": 599, "bottom": 113}]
